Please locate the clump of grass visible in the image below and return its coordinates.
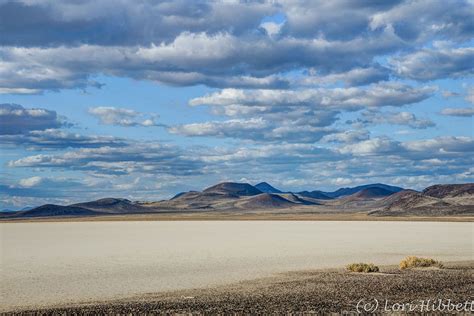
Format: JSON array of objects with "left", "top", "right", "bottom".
[
  {"left": 346, "top": 263, "right": 380, "bottom": 273},
  {"left": 399, "top": 256, "right": 443, "bottom": 270}
]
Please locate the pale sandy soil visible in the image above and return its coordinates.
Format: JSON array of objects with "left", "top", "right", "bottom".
[{"left": 1, "top": 221, "right": 472, "bottom": 313}]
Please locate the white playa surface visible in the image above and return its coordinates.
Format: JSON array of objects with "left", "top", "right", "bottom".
[{"left": 1, "top": 221, "right": 473, "bottom": 311}]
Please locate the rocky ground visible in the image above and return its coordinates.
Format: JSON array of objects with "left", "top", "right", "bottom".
[{"left": 7, "top": 261, "right": 473, "bottom": 315}]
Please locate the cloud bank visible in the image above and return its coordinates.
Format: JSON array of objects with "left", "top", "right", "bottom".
[{"left": 1, "top": 0, "right": 472, "bottom": 208}]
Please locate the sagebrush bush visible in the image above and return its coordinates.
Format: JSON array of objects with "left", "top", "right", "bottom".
[
  {"left": 346, "top": 263, "right": 379, "bottom": 273},
  {"left": 399, "top": 256, "right": 443, "bottom": 269}
]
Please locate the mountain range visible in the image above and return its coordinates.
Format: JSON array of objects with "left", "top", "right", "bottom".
[{"left": 1, "top": 182, "right": 473, "bottom": 219}]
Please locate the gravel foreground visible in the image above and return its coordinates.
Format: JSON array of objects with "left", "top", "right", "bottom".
[{"left": 5, "top": 262, "right": 473, "bottom": 315}]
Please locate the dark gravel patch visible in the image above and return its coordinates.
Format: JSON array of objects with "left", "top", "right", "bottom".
[{"left": 5, "top": 263, "right": 473, "bottom": 315}]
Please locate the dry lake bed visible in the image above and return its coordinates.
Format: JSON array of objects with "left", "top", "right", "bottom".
[{"left": 0, "top": 221, "right": 473, "bottom": 312}]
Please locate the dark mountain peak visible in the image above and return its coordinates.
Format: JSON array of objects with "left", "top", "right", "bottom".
[
  {"left": 71, "top": 198, "right": 133, "bottom": 208},
  {"left": 353, "top": 187, "right": 397, "bottom": 198},
  {"left": 203, "top": 182, "right": 262, "bottom": 196},
  {"left": 255, "top": 182, "right": 282, "bottom": 193},
  {"left": 365, "top": 183, "right": 404, "bottom": 192},
  {"left": 84, "top": 198, "right": 132, "bottom": 206},
  {"left": 326, "top": 183, "right": 404, "bottom": 198},
  {"left": 422, "top": 183, "right": 474, "bottom": 198},
  {"left": 298, "top": 190, "right": 332, "bottom": 200}
]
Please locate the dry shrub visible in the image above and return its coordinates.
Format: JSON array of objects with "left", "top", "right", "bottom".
[
  {"left": 346, "top": 263, "right": 380, "bottom": 273},
  {"left": 399, "top": 256, "right": 443, "bottom": 269}
]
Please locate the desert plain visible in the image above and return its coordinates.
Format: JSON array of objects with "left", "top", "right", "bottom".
[{"left": 1, "top": 220, "right": 473, "bottom": 314}]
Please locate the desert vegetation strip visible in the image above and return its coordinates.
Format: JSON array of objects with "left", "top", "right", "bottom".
[
  {"left": 346, "top": 263, "right": 380, "bottom": 273},
  {"left": 399, "top": 256, "right": 443, "bottom": 269}
]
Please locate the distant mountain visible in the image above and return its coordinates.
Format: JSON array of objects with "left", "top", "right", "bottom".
[
  {"left": 379, "top": 190, "right": 441, "bottom": 208},
  {"left": 255, "top": 182, "right": 282, "bottom": 193},
  {"left": 171, "top": 191, "right": 198, "bottom": 200},
  {"left": 0, "top": 204, "right": 102, "bottom": 218},
  {"left": 298, "top": 190, "right": 332, "bottom": 200},
  {"left": 333, "top": 187, "right": 397, "bottom": 207},
  {"left": 324, "top": 183, "right": 404, "bottom": 198},
  {"left": 1, "top": 206, "right": 33, "bottom": 213},
  {"left": 71, "top": 198, "right": 147, "bottom": 214},
  {"left": 239, "top": 193, "right": 295, "bottom": 209},
  {"left": 149, "top": 182, "right": 263, "bottom": 210},
  {"left": 3, "top": 182, "right": 472, "bottom": 219},
  {"left": 422, "top": 183, "right": 474, "bottom": 198},
  {"left": 297, "top": 183, "right": 402, "bottom": 200},
  {"left": 351, "top": 187, "right": 396, "bottom": 199},
  {"left": 370, "top": 189, "right": 473, "bottom": 216},
  {"left": 278, "top": 193, "right": 318, "bottom": 205},
  {"left": 159, "top": 190, "right": 240, "bottom": 209},
  {"left": 203, "top": 182, "right": 262, "bottom": 196}
]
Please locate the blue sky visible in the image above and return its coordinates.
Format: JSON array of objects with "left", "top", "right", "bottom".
[{"left": 0, "top": 0, "right": 473, "bottom": 209}]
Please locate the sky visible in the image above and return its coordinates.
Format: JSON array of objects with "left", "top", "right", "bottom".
[{"left": 0, "top": 0, "right": 473, "bottom": 209}]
